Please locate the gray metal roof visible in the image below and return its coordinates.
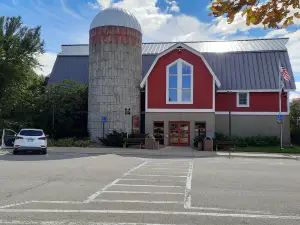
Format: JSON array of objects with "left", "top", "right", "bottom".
[
  {"left": 201, "top": 51, "right": 295, "bottom": 90},
  {"left": 47, "top": 56, "right": 89, "bottom": 85},
  {"left": 59, "top": 38, "right": 289, "bottom": 56},
  {"left": 50, "top": 38, "right": 295, "bottom": 90}
]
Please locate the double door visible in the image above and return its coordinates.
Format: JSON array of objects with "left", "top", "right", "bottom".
[{"left": 169, "top": 122, "right": 190, "bottom": 146}]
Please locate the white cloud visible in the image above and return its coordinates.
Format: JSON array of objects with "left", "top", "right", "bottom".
[
  {"left": 88, "top": 2, "right": 100, "bottom": 9},
  {"left": 210, "top": 12, "right": 263, "bottom": 35},
  {"left": 59, "top": 0, "right": 83, "bottom": 19},
  {"left": 290, "top": 82, "right": 300, "bottom": 101},
  {"left": 150, "top": 15, "right": 213, "bottom": 42},
  {"left": 285, "top": 30, "right": 300, "bottom": 73},
  {"left": 35, "top": 52, "right": 57, "bottom": 76},
  {"left": 112, "top": 0, "right": 173, "bottom": 36},
  {"left": 166, "top": 0, "right": 180, "bottom": 12},
  {"left": 265, "top": 29, "right": 289, "bottom": 38},
  {"left": 97, "top": 0, "right": 112, "bottom": 9}
]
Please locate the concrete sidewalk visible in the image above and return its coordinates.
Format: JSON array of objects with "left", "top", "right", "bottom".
[{"left": 45, "top": 146, "right": 300, "bottom": 160}]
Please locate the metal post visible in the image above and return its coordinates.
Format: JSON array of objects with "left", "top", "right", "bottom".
[
  {"left": 102, "top": 123, "right": 105, "bottom": 139},
  {"left": 279, "top": 92, "right": 283, "bottom": 150},
  {"left": 52, "top": 101, "right": 55, "bottom": 139},
  {"left": 228, "top": 91, "right": 232, "bottom": 138}
]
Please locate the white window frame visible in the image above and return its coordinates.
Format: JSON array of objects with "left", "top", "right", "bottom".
[
  {"left": 236, "top": 92, "right": 250, "bottom": 107},
  {"left": 166, "top": 59, "right": 193, "bottom": 104}
]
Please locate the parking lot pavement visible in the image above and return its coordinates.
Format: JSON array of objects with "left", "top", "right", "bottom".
[{"left": 0, "top": 152, "right": 299, "bottom": 224}]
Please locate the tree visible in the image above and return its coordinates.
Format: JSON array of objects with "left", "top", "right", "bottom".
[
  {"left": 209, "top": 0, "right": 300, "bottom": 29},
  {"left": 290, "top": 98, "right": 300, "bottom": 131},
  {"left": 0, "top": 16, "right": 44, "bottom": 110}
]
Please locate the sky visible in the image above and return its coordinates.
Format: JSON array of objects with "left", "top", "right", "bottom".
[{"left": 1, "top": 0, "right": 300, "bottom": 98}]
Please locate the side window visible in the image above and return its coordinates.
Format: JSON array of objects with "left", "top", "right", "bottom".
[{"left": 237, "top": 92, "right": 249, "bottom": 107}]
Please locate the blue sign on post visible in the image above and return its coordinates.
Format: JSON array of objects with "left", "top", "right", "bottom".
[
  {"left": 101, "top": 116, "right": 107, "bottom": 123},
  {"left": 278, "top": 114, "right": 283, "bottom": 121}
]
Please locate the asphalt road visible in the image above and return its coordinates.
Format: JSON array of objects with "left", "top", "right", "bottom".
[{"left": 0, "top": 150, "right": 299, "bottom": 225}]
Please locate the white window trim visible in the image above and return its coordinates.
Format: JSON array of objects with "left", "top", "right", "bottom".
[
  {"left": 166, "top": 58, "right": 193, "bottom": 104},
  {"left": 236, "top": 92, "right": 250, "bottom": 107}
]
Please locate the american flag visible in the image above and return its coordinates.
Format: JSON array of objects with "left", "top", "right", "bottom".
[{"left": 280, "top": 66, "right": 291, "bottom": 82}]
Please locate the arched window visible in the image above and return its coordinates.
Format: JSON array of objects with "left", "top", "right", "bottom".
[{"left": 166, "top": 59, "right": 193, "bottom": 104}]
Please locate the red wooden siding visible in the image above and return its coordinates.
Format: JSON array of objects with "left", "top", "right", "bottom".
[
  {"left": 215, "top": 92, "right": 288, "bottom": 112},
  {"left": 147, "top": 49, "right": 213, "bottom": 109}
]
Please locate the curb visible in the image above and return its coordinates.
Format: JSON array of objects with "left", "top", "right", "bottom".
[
  {"left": 47, "top": 150, "right": 299, "bottom": 160},
  {"left": 217, "top": 154, "right": 300, "bottom": 161}
]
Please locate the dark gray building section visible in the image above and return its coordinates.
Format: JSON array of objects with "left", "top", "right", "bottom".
[{"left": 48, "top": 56, "right": 89, "bottom": 85}]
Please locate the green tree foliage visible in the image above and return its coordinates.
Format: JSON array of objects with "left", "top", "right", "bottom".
[
  {"left": 0, "top": 16, "right": 44, "bottom": 116},
  {"left": 209, "top": 0, "right": 300, "bottom": 29},
  {"left": 1, "top": 79, "right": 88, "bottom": 139},
  {"left": 289, "top": 98, "right": 300, "bottom": 145},
  {"left": 289, "top": 98, "right": 300, "bottom": 131}
]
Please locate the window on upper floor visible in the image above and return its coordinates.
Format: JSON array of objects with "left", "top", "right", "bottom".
[
  {"left": 167, "top": 59, "right": 193, "bottom": 104},
  {"left": 237, "top": 92, "right": 249, "bottom": 107}
]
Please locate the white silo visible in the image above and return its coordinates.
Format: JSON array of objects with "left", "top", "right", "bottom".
[{"left": 88, "top": 8, "right": 142, "bottom": 140}]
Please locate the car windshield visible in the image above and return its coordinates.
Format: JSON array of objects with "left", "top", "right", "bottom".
[{"left": 19, "top": 130, "right": 43, "bottom": 136}]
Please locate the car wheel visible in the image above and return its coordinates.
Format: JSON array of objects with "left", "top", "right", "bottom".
[
  {"left": 42, "top": 149, "right": 47, "bottom": 155},
  {"left": 13, "top": 150, "right": 18, "bottom": 155}
]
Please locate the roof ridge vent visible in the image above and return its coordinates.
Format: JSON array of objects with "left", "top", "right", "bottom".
[{"left": 176, "top": 45, "right": 184, "bottom": 49}]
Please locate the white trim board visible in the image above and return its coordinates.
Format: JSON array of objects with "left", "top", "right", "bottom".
[
  {"left": 146, "top": 109, "right": 215, "bottom": 113},
  {"left": 140, "top": 43, "right": 221, "bottom": 88},
  {"left": 215, "top": 112, "right": 289, "bottom": 115},
  {"left": 217, "top": 89, "right": 295, "bottom": 93}
]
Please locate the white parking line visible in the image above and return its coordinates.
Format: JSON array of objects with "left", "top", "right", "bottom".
[
  {"left": 184, "top": 162, "right": 193, "bottom": 209},
  {"left": 0, "top": 209, "right": 299, "bottom": 220},
  {"left": 0, "top": 221, "right": 186, "bottom": 225},
  {"left": 92, "top": 200, "right": 183, "bottom": 204},
  {"left": 120, "top": 178, "right": 186, "bottom": 183},
  {"left": 149, "top": 168, "right": 188, "bottom": 170},
  {"left": 0, "top": 201, "right": 33, "bottom": 209},
  {"left": 128, "top": 174, "right": 186, "bottom": 178},
  {"left": 85, "top": 161, "right": 148, "bottom": 203},
  {"left": 31, "top": 201, "right": 84, "bottom": 204},
  {"left": 113, "top": 184, "right": 183, "bottom": 188},
  {"left": 102, "top": 191, "right": 184, "bottom": 195}
]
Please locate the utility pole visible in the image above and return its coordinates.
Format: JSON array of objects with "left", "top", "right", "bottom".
[
  {"left": 228, "top": 91, "right": 232, "bottom": 137},
  {"left": 52, "top": 100, "right": 55, "bottom": 139}
]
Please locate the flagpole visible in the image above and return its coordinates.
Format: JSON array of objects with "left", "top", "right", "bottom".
[{"left": 279, "top": 61, "right": 283, "bottom": 150}]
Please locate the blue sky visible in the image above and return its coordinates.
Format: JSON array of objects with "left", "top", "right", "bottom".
[{"left": 1, "top": 0, "right": 299, "bottom": 96}]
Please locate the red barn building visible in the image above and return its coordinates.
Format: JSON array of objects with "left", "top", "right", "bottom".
[{"left": 48, "top": 8, "right": 295, "bottom": 146}]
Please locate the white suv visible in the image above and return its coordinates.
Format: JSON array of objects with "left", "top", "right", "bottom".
[{"left": 13, "top": 129, "right": 47, "bottom": 155}]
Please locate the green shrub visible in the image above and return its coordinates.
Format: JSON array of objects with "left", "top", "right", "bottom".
[
  {"left": 214, "top": 133, "right": 279, "bottom": 147},
  {"left": 291, "top": 128, "right": 300, "bottom": 145},
  {"left": 98, "top": 130, "right": 126, "bottom": 147},
  {"left": 48, "top": 138, "right": 95, "bottom": 147}
]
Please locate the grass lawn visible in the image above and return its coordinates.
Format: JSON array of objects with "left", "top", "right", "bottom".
[{"left": 235, "top": 146, "right": 300, "bottom": 154}]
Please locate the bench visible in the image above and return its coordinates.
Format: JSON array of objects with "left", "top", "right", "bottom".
[
  {"left": 123, "top": 138, "right": 145, "bottom": 148},
  {"left": 216, "top": 141, "right": 236, "bottom": 151}
]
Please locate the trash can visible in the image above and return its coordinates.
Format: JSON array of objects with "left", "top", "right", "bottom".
[{"left": 204, "top": 137, "right": 213, "bottom": 151}]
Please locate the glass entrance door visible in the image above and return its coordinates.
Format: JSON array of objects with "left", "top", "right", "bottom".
[{"left": 169, "top": 122, "right": 190, "bottom": 146}]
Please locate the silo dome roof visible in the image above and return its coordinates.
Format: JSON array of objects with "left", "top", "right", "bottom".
[{"left": 90, "top": 7, "right": 142, "bottom": 33}]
